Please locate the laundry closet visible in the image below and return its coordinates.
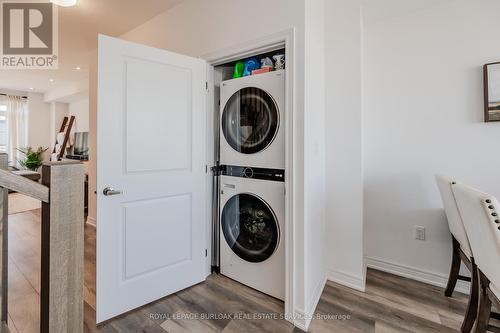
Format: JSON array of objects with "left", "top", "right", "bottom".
[
  {"left": 210, "top": 49, "right": 287, "bottom": 300},
  {"left": 95, "top": 33, "right": 294, "bottom": 322}
]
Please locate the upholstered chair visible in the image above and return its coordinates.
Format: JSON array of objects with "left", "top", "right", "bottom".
[
  {"left": 452, "top": 183, "right": 500, "bottom": 333},
  {"left": 436, "top": 175, "right": 478, "bottom": 332}
]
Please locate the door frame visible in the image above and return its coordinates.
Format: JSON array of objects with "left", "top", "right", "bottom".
[{"left": 202, "top": 28, "right": 296, "bottom": 321}]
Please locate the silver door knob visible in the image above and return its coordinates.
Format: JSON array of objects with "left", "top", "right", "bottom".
[{"left": 103, "top": 187, "right": 122, "bottom": 196}]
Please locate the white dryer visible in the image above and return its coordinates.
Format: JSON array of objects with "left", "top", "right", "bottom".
[
  {"left": 219, "top": 170, "right": 285, "bottom": 300},
  {"left": 220, "top": 70, "right": 285, "bottom": 169}
]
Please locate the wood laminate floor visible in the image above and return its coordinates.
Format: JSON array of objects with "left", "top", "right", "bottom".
[{"left": 8, "top": 209, "right": 469, "bottom": 332}]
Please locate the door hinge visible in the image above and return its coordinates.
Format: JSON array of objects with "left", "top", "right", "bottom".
[
  {"left": 211, "top": 164, "right": 223, "bottom": 176},
  {"left": 206, "top": 82, "right": 208, "bottom": 90},
  {"left": 205, "top": 249, "right": 208, "bottom": 257}
]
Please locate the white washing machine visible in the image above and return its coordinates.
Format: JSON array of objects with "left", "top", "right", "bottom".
[
  {"left": 220, "top": 70, "right": 285, "bottom": 169},
  {"left": 219, "top": 171, "right": 285, "bottom": 300}
]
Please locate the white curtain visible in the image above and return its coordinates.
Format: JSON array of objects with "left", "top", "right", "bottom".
[{"left": 6, "top": 96, "right": 28, "bottom": 169}]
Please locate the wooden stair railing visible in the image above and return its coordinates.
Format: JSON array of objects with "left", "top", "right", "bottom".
[{"left": 0, "top": 153, "right": 84, "bottom": 333}]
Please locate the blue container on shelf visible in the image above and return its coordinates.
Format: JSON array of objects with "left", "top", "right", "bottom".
[{"left": 242, "top": 58, "right": 260, "bottom": 77}]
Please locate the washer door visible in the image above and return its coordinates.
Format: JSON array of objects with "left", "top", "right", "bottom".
[
  {"left": 221, "top": 87, "right": 279, "bottom": 154},
  {"left": 221, "top": 193, "right": 279, "bottom": 263}
]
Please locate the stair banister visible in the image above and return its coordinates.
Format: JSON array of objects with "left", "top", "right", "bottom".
[{"left": 0, "top": 153, "right": 84, "bottom": 333}]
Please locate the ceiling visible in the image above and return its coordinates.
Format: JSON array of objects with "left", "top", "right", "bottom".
[
  {"left": 0, "top": 0, "right": 184, "bottom": 95},
  {"left": 1, "top": 0, "right": 456, "bottom": 96}
]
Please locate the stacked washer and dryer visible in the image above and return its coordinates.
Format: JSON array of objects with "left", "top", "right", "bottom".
[{"left": 218, "top": 69, "right": 286, "bottom": 300}]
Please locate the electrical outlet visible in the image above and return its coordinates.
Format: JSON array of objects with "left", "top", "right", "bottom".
[{"left": 415, "top": 226, "right": 426, "bottom": 241}]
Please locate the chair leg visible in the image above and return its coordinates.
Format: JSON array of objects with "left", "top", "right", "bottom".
[
  {"left": 462, "top": 260, "right": 479, "bottom": 333},
  {"left": 475, "top": 272, "right": 492, "bottom": 333},
  {"left": 445, "top": 236, "right": 461, "bottom": 297}
]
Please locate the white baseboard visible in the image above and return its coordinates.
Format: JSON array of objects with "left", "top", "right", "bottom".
[
  {"left": 293, "top": 275, "right": 327, "bottom": 331},
  {"left": 293, "top": 309, "right": 309, "bottom": 332},
  {"left": 366, "top": 257, "right": 469, "bottom": 294},
  {"left": 326, "top": 268, "right": 366, "bottom": 292},
  {"left": 86, "top": 216, "right": 96, "bottom": 228}
]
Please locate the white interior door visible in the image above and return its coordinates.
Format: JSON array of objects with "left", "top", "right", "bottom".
[{"left": 96, "top": 34, "right": 208, "bottom": 323}]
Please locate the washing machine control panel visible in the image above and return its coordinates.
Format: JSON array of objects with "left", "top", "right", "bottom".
[{"left": 221, "top": 165, "right": 285, "bottom": 182}]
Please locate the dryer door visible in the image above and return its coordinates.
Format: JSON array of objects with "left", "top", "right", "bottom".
[
  {"left": 221, "top": 87, "right": 279, "bottom": 154},
  {"left": 221, "top": 193, "right": 279, "bottom": 263}
]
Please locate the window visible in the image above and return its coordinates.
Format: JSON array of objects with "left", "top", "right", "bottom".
[{"left": 0, "top": 104, "right": 6, "bottom": 152}]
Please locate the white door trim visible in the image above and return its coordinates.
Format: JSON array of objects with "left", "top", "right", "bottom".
[{"left": 201, "top": 28, "right": 296, "bottom": 323}]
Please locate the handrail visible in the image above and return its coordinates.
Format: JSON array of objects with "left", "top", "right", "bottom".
[
  {"left": 0, "top": 169, "right": 49, "bottom": 203},
  {"left": 0, "top": 154, "right": 84, "bottom": 333}
]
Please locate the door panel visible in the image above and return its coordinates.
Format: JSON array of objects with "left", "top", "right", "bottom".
[
  {"left": 125, "top": 58, "right": 192, "bottom": 173},
  {"left": 96, "top": 34, "right": 207, "bottom": 323},
  {"left": 122, "top": 194, "right": 192, "bottom": 279}
]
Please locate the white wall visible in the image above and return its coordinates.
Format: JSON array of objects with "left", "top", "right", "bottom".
[
  {"left": 324, "top": 0, "right": 366, "bottom": 291},
  {"left": 26, "top": 92, "right": 51, "bottom": 147},
  {"left": 68, "top": 97, "right": 89, "bottom": 132},
  {"left": 364, "top": 0, "right": 500, "bottom": 286},
  {"left": 26, "top": 93, "right": 52, "bottom": 161},
  {"left": 44, "top": 79, "right": 88, "bottom": 103}
]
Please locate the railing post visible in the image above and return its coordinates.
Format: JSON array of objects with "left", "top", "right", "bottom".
[
  {"left": 40, "top": 161, "right": 84, "bottom": 333},
  {"left": 0, "top": 153, "right": 7, "bottom": 333}
]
